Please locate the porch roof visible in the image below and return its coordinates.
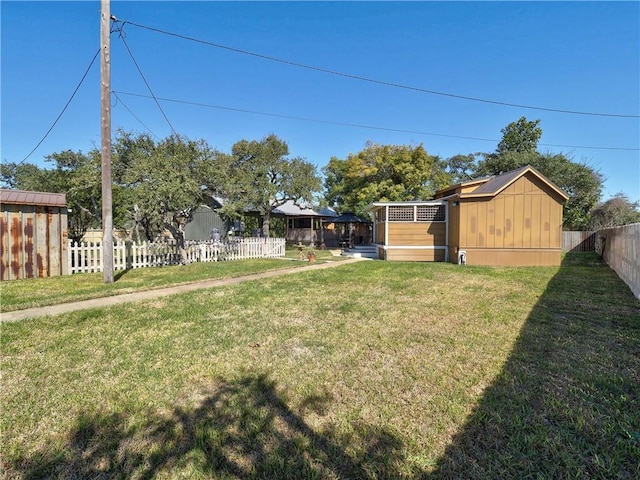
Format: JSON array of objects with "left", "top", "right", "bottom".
[{"left": 323, "top": 212, "right": 370, "bottom": 224}]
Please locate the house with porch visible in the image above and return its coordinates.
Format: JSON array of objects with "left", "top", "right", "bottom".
[{"left": 272, "top": 200, "right": 337, "bottom": 246}]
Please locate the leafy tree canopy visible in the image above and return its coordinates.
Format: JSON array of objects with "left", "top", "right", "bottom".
[
  {"left": 215, "top": 134, "right": 321, "bottom": 237},
  {"left": 443, "top": 153, "right": 480, "bottom": 185},
  {"left": 112, "top": 131, "right": 215, "bottom": 261},
  {"left": 588, "top": 193, "right": 640, "bottom": 229},
  {"left": 461, "top": 117, "right": 603, "bottom": 230},
  {"left": 0, "top": 150, "right": 115, "bottom": 243},
  {"left": 323, "top": 142, "right": 448, "bottom": 217},
  {"left": 496, "top": 116, "right": 542, "bottom": 154},
  {"left": 1, "top": 162, "right": 47, "bottom": 191},
  {"left": 2, "top": 132, "right": 317, "bottom": 246}
]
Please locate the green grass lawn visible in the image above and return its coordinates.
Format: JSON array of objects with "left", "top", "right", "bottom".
[
  {"left": 1, "top": 253, "right": 638, "bottom": 479},
  {"left": 0, "top": 247, "right": 340, "bottom": 312}
]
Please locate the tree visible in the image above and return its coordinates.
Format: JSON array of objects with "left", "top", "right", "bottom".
[
  {"left": 113, "top": 131, "right": 215, "bottom": 263},
  {"left": 217, "top": 134, "right": 321, "bottom": 238},
  {"left": 0, "top": 151, "right": 107, "bottom": 244},
  {"left": 0, "top": 162, "right": 47, "bottom": 191},
  {"left": 588, "top": 193, "right": 640, "bottom": 229},
  {"left": 474, "top": 117, "right": 543, "bottom": 177},
  {"left": 47, "top": 149, "right": 106, "bottom": 243},
  {"left": 474, "top": 150, "right": 540, "bottom": 178},
  {"left": 534, "top": 153, "right": 603, "bottom": 230},
  {"left": 473, "top": 117, "right": 603, "bottom": 230},
  {"left": 443, "top": 153, "right": 479, "bottom": 184},
  {"left": 496, "top": 116, "right": 542, "bottom": 154},
  {"left": 323, "top": 142, "right": 447, "bottom": 217}
]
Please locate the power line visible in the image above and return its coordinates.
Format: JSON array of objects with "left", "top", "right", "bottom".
[
  {"left": 112, "top": 91, "right": 640, "bottom": 152},
  {"left": 115, "top": 26, "right": 178, "bottom": 137},
  {"left": 112, "top": 91, "right": 499, "bottom": 143},
  {"left": 119, "top": 19, "right": 639, "bottom": 119},
  {"left": 18, "top": 48, "right": 101, "bottom": 165},
  {"left": 111, "top": 91, "right": 159, "bottom": 140}
]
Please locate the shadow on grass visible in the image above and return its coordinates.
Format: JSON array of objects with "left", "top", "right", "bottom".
[
  {"left": 9, "top": 375, "right": 410, "bottom": 479},
  {"left": 430, "top": 252, "right": 640, "bottom": 479},
  {"left": 113, "top": 268, "right": 131, "bottom": 282}
]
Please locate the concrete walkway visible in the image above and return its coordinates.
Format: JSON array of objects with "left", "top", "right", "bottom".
[{"left": 1, "top": 258, "right": 365, "bottom": 323}]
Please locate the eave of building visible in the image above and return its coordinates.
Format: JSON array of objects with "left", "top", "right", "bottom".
[
  {"left": 436, "top": 165, "right": 569, "bottom": 202},
  {"left": 461, "top": 165, "right": 569, "bottom": 201},
  {"left": 0, "top": 189, "right": 67, "bottom": 207},
  {"left": 365, "top": 200, "right": 447, "bottom": 211},
  {"left": 434, "top": 176, "right": 493, "bottom": 197}
]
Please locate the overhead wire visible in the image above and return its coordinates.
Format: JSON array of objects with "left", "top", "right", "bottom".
[
  {"left": 13, "top": 17, "right": 639, "bottom": 167},
  {"left": 112, "top": 91, "right": 640, "bottom": 152},
  {"left": 114, "top": 23, "right": 178, "bottom": 137},
  {"left": 111, "top": 91, "right": 160, "bottom": 140},
  {"left": 119, "top": 19, "right": 639, "bottom": 119},
  {"left": 17, "top": 48, "right": 101, "bottom": 165}
]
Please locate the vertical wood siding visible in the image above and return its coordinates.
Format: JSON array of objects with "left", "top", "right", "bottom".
[{"left": 458, "top": 176, "right": 563, "bottom": 251}]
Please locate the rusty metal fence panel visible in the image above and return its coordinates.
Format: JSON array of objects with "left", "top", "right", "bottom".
[{"left": 1, "top": 204, "right": 68, "bottom": 280}]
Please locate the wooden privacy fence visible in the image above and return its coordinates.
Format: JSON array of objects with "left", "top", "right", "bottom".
[
  {"left": 595, "top": 223, "right": 640, "bottom": 299},
  {"left": 562, "top": 231, "right": 596, "bottom": 252},
  {"left": 563, "top": 226, "right": 640, "bottom": 299},
  {"left": 68, "top": 237, "right": 286, "bottom": 274}
]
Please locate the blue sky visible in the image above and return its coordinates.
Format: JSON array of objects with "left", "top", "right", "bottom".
[{"left": 2, "top": 1, "right": 639, "bottom": 202}]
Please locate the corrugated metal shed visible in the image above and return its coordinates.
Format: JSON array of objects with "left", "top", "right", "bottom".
[
  {"left": 185, "top": 205, "right": 227, "bottom": 241},
  {"left": 1, "top": 189, "right": 69, "bottom": 280},
  {"left": 0, "top": 189, "right": 67, "bottom": 207}
]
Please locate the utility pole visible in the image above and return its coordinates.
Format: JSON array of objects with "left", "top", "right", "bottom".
[{"left": 101, "top": 0, "right": 114, "bottom": 283}]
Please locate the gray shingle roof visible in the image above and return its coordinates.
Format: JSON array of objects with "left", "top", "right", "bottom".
[
  {"left": 271, "top": 200, "right": 337, "bottom": 217},
  {"left": 324, "top": 212, "right": 370, "bottom": 224}
]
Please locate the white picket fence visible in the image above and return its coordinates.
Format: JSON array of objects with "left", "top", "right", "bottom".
[{"left": 68, "top": 237, "right": 286, "bottom": 274}]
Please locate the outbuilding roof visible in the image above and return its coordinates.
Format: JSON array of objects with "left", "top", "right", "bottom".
[
  {"left": 0, "top": 189, "right": 67, "bottom": 207},
  {"left": 435, "top": 165, "right": 569, "bottom": 201}
]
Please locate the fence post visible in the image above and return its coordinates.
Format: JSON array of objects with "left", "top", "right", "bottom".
[
  {"left": 66, "top": 237, "right": 286, "bottom": 274},
  {"left": 68, "top": 241, "right": 73, "bottom": 275},
  {"left": 126, "top": 241, "right": 131, "bottom": 269}
]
